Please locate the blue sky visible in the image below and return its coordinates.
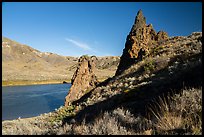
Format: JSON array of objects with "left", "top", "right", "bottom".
[{"left": 2, "top": 2, "right": 202, "bottom": 57}]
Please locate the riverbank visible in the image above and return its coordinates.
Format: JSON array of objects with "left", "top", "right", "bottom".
[
  {"left": 2, "top": 78, "right": 107, "bottom": 86},
  {"left": 2, "top": 79, "right": 71, "bottom": 86}
]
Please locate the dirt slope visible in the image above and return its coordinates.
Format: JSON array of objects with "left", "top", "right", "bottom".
[{"left": 2, "top": 37, "right": 120, "bottom": 82}]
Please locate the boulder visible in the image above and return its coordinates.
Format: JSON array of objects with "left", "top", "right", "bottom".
[{"left": 156, "top": 31, "right": 169, "bottom": 41}]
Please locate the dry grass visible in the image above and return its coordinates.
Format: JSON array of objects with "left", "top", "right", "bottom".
[
  {"left": 54, "top": 109, "right": 137, "bottom": 135},
  {"left": 148, "top": 87, "right": 202, "bottom": 135},
  {"left": 49, "top": 87, "right": 202, "bottom": 135},
  {"left": 57, "top": 88, "right": 202, "bottom": 135},
  {"left": 2, "top": 86, "right": 202, "bottom": 135},
  {"left": 2, "top": 116, "right": 49, "bottom": 135}
]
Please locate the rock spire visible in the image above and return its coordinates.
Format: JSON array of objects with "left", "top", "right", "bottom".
[
  {"left": 65, "top": 55, "right": 99, "bottom": 106},
  {"left": 115, "top": 10, "right": 168, "bottom": 75}
]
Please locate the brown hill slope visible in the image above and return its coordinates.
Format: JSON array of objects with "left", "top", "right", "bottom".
[{"left": 2, "top": 37, "right": 120, "bottom": 82}]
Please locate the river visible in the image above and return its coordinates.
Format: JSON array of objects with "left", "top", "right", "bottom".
[{"left": 2, "top": 83, "right": 71, "bottom": 121}]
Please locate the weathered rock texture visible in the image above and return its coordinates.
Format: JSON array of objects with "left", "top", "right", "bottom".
[
  {"left": 115, "top": 10, "right": 168, "bottom": 75},
  {"left": 65, "top": 55, "right": 99, "bottom": 106}
]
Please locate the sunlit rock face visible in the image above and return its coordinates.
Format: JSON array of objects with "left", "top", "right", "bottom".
[
  {"left": 65, "top": 55, "right": 99, "bottom": 106},
  {"left": 115, "top": 10, "right": 168, "bottom": 75}
]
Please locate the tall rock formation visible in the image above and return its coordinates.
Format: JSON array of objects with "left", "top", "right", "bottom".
[
  {"left": 65, "top": 55, "right": 99, "bottom": 106},
  {"left": 115, "top": 10, "right": 168, "bottom": 75}
]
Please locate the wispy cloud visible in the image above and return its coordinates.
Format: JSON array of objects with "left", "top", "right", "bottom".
[{"left": 65, "top": 38, "right": 96, "bottom": 53}]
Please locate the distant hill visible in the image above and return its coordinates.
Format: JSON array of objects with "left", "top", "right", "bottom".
[{"left": 2, "top": 37, "right": 120, "bottom": 82}]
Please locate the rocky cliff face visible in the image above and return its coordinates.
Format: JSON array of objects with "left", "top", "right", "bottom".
[
  {"left": 65, "top": 55, "right": 99, "bottom": 106},
  {"left": 115, "top": 10, "right": 168, "bottom": 75}
]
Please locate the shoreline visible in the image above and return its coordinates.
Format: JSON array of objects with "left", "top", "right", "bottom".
[
  {"left": 2, "top": 78, "right": 108, "bottom": 123},
  {"left": 2, "top": 79, "right": 71, "bottom": 86},
  {"left": 2, "top": 78, "right": 108, "bottom": 87}
]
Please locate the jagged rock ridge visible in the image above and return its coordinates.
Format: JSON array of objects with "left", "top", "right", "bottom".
[
  {"left": 116, "top": 10, "right": 168, "bottom": 75},
  {"left": 65, "top": 55, "right": 99, "bottom": 106}
]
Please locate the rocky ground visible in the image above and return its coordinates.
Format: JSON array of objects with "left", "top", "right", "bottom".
[{"left": 2, "top": 10, "right": 202, "bottom": 135}]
